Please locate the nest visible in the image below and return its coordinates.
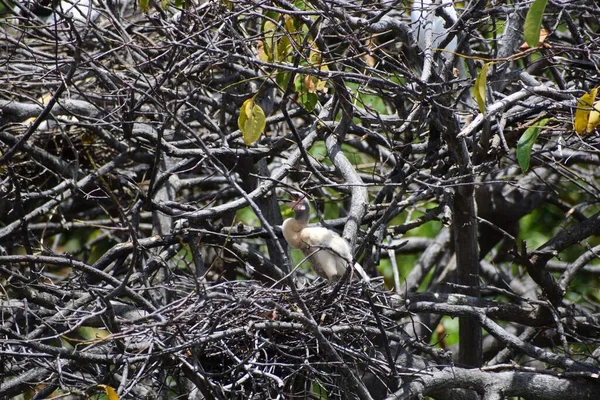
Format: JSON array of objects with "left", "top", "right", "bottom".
[{"left": 136, "top": 278, "right": 413, "bottom": 399}]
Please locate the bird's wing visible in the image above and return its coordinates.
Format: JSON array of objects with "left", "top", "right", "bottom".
[
  {"left": 299, "top": 226, "right": 370, "bottom": 282},
  {"left": 300, "top": 227, "right": 356, "bottom": 280},
  {"left": 300, "top": 227, "right": 352, "bottom": 261}
]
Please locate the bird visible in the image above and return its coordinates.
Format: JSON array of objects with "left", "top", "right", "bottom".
[
  {"left": 411, "top": 0, "right": 458, "bottom": 53},
  {"left": 282, "top": 194, "right": 370, "bottom": 283}
]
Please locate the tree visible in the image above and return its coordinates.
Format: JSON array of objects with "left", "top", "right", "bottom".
[{"left": 1, "top": 0, "right": 600, "bottom": 398}]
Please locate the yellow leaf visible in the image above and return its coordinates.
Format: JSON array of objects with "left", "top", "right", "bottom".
[
  {"left": 474, "top": 62, "right": 490, "bottom": 114},
  {"left": 99, "top": 385, "right": 119, "bottom": 400},
  {"left": 306, "top": 44, "right": 328, "bottom": 93},
  {"left": 586, "top": 101, "right": 600, "bottom": 133},
  {"left": 238, "top": 98, "right": 266, "bottom": 146},
  {"left": 244, "top": 98, "right": 254, "bottom": 118},
  {"left": 309, "top": 44, "right": 321, "bottom": 66},
  {"left": 277, "top": 35, "right": 291, "bottom": 61},
  {"left": 257, "top": 40, "right": 269, "bottom": 62},
  {"left": 284, "top": 15, "right": 296, "bottom": 35},
  {"left": 262, "top": 20, "right": 278, "bottom": 62},
  {"left": 574, "top": 88, "right": 598, "bottom": 135},
  {"left": 316, "top": 65, "right": 329, "bottom": 93}
]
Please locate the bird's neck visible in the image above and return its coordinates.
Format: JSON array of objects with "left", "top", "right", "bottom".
[
  {"left": 295, "top": 210, "right": 309, "bottom": 226},
  {"left": 282, "top": 218, "right": 304, "bottom": 249}
]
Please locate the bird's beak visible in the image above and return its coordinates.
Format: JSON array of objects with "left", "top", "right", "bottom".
[{"left": 277, "top": 189, "right": 306, "bottom": 207}]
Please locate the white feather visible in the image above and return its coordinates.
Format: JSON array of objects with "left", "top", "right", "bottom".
[
  {"left": 411, "top": 0, "right": 458, "bottom": 53},
  {"left": 283, "top": 197, "right": 370, "bottom": 282}
]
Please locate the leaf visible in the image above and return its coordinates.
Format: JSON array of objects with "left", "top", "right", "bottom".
[
  {"left": 139, "top": 0, "right": 149, "bottom": 12},
  {"left": 474, "top": 62, "right": 490, "bottom": 114},
  {"left": 284, "top": 15, "right": 301, "bottom": 46},
  {"left": 524, "top": 0, "right": 549, "bottom": 49},
  {"left": 99, "top": 385, "right": 119, "bottom": 400},
  {"left": 587, "top": 102, "right": 600, "bottom": 133},
  {"left": 316, "top": 66, "right": 329, "bottom": 92},
  {"left": 303, "top": 74, "right": 316, "bottom": 93},
  {"left": 294, "top": 0, "right": 307, "bottom": 10},
  {"left": 306, "top": 44, "right": 328, "bottom": 93},
  {"left": 277, "top": 34, "right": 291, "bottom": 61},
  {"left": 294, "top": 75, "right": 318, "bottom": 111},
  {"left": 276, "top": 71, "right": 290, "bottom": 89},
  {"left": 574, "top": 88, "right": 598, "bottom": 135},
  {"left": 257, "top": 40, "right": 269, "bottom": 62},
  {"left": 309, "top": 45, "right": 321, "bottom": 66},
  {"left": 517, "top": 118, "right": 548, "bottom": 172},
  {"left": 298, "top": 92, "right": 318, "bottom": 112},
  {"left": 238, "top": 98, "right": 266, "bottom": 146},
  {"left": 262, "top": 20, "right": 278, "bottom": 62}
]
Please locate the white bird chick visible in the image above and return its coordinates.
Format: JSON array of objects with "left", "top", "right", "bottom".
[
  {"left": 282, "top": 195, "right": 369, "bottom": 283},
  {"left": 411, "top": 0, "right": 458, "bottom": 53}
]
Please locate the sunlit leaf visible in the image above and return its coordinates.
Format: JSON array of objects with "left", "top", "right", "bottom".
[
  {"left": 316, "top": 67, "right": 328, "bottom": 92},
  {"left": 238, "top": 98, "right": 266, "bottom": 146},
  {"left": 587, "top": 102, "right": 600, "bottom": 133},
  {"left": 257, "top": 40, "right": 269, "bottom": 62},
  {"left": 99, "top": 385, "right": 119, "bottom": 400},
  {"left": 284, "top": 15, "right": 302, "bottom": 46},
  {"left": 524, "top": 0, "right": 548, "bottom": 49},
  {"left": 517, "top": 118, "right": 548, "bottom": 172},
  {"left": 303, "top": 74, "right": 316, "bottom": 93},
  {"left": 77, "top": 326, "right": 110, "bottom": 341},
  {"left": 285, "top": 15, "right": 296, "bottom": 33},
  {"left": 574, "top": 87, "right": 598, "bottom": 135},
  {"left": 262, "top": 20, "right": 278, "bottom": 63},
  {"left": 304, "top": 44, "right": 328, "bottom": 93},
  {"left": 474, "top": 62, "right": 490, "bottom": 114},
  {"left": 294, "top": 75, "right": 319, "bottom": 111},
  {"left": 161, "top": 0, "right": 169, "bottom": 10},
  {"left": 277, "top": 34, "right": 291, "bottom": 61},
  {"left": 309, "top": 45, "right": 321, "bottom": 65}
]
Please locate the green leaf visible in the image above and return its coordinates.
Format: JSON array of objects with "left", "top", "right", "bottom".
[
  {"left": 517, "top": 118, "right": 548, "bottom": 172},
  {"left": 276, "top": 71, "right": 290, "bottom": 90},
  {"left": 474, "top": 62, "right": 490, "bottom": 114},
  {"left": 298, "top": 91, "right": 318, "bottom": 112},
  {"left": 238, "top": 98, "right": 266, "bottom": 146},
  {"left": 524, "top": 0, "right": 549, "bottom": 49},
  {"left": 294, "top": 75, "right": 319, "bottom": 111},
  {"left": 139, "top": 0, "right": 149, "bottom": 12}
]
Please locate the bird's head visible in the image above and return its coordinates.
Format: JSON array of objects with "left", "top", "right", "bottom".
[{"left": 284, "top": 193, "right": 310, "bottom": 224}]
